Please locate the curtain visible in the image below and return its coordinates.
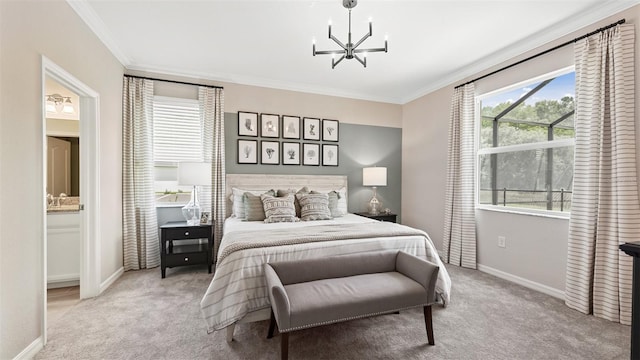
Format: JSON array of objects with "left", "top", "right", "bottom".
[
  {"left": 199, "top": 86, "right": 225, "bottom": 261},
  {"left": 122, "top": 77, "right": 160, "bottom": 270},
  {"left": 442, "top": 83, "right": 477, "bottom": 269},
  {"left": 565, "top": 24, "right": 639, "bottom": 325}
]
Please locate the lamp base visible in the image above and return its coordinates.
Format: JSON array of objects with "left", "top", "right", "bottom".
[
  {"left": 368, "top": 196, "right": 381, "bottom": 216},
  {"left": 182, "top": 185, "right": 201, "bottom": 226}
]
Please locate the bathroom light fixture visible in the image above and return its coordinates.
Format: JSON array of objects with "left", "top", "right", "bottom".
[
  {"left": 46, "top": 93, "right": 75, "bottom": 114},
  {"left": 313, "top": 0, "right": 388, "bottom": 69}
]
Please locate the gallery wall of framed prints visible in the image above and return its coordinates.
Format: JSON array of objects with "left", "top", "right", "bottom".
[{"left": 236, "top": 111, "right": 340, "bottom": 167}]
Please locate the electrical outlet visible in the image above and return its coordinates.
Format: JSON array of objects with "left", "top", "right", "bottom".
[{"left": 498, "top": 236, "right": 506, "bottom": 248}]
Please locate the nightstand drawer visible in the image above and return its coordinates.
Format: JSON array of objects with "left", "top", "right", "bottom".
[
  {"left": 163, "top": 226, "right": 211, "bottom": 240},
  {"left": 164, "top": 251, "right": 208, "bottom": 267}
]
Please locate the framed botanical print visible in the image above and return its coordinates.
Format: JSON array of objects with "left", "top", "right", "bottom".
[
  {"left": 237, "top": 139, "right": 258, "bottom": 164},
  {"left": 282, "top": 142, "right": 300, "bottom": 165},
  {"left": 322, "top": 144, "right": 339, "bottom": 166},
  {"left": 302, "top": 143, "right": 320, "bottom": 166},
  {"left": 260, "top": 113, "right": 280, "bottom": 138},
  {"left": 282, "top": 115, "right": 301, "bottom": 139},
  {"left": 322, "top": 119, "right": 339, "bottom": 142},
  {"left": 237, "top": 111, "right": 258, "bottom": 137},
  {"left": 261, "top": 141, "right": 280, "bottom": 165},
  {"left": 303, "top": 117, "right": 321, "bottom": 141}
]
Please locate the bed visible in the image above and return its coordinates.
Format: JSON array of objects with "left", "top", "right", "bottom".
[{"left": 200, "top": 174, "right": 451, "bottom": 341}]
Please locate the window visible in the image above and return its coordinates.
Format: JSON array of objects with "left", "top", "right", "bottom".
[
  {"left": 153, "top": 96, "right": 202, "bottom": 205},
  {"left": 477, "top": 68, "right": 575, "bottom": 215}
]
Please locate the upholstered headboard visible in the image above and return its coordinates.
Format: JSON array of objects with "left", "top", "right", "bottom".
[{"left": 225, "top": 174, "right": 348, "bottom": 218}]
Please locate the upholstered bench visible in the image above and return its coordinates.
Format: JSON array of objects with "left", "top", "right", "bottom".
[{"left": 264, "top": 250, "right": 440, "bottom": 360}]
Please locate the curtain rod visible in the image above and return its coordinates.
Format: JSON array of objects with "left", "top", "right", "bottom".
[
  {"left": 124, "top": 74, "right": 224, "bottom": 90},
  {"left": 454, "top": 19, "right": 626, "bottom": 89}
]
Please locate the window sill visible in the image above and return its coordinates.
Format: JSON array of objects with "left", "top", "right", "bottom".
[
  {"left": 156, "top": 203, "right": 187, "bottom": 208},
  {"left": 476, "top": 205, "right": 570, "bottom": 220}
]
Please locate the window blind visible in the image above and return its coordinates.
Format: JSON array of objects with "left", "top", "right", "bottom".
[{"left": 153, "top": 96, "right": 202, "bottom": 163}]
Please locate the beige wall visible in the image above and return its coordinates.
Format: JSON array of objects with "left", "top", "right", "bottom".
[
  {"left": 130, "top": 70, "right": 403, "bottom": 128},
  {"left": 0, "top": 1, "right": 124, "bottom": 358},
  {"left": 402, "top": 5, "right": 640, "bottom": 295}
]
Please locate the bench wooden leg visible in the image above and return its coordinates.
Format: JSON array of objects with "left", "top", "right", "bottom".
[
  {"left": 226, "top": 323, "right": 236, "bottom": 343},
  {"left": 267, "top": 310, "right": 276, "bottom": 339},
  {"left": 281, "top": 332, "right": 289, "bottom": 360},
  {"left": 424, "top": 305, "right": 434, "bottom": 345}
]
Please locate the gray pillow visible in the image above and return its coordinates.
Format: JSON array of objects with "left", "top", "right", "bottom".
[
  {"left": 296, "top": 192, "right": 332, "bottom": 221},
  {"left": 243, "top": 190, "right": 275, "bottom": 221},
  {"left": 261, "top": 194, "right": 299, "bottom": 223},
  {"left": 277, "top": 186, "right": 309, "bottom": 217}
]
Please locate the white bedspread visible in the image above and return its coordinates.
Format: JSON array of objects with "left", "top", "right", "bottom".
[{"left": 200, "top": 214, "right": 451, "bottom": 332}]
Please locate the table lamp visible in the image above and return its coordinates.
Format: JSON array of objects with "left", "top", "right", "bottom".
[
  {"left": 363, "top": 166, "right": 387, "bottom": 215},
  {"left": 178, "top": 162, "right": 211, "bottom": 225}
]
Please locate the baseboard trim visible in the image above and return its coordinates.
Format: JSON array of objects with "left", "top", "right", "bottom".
[
  {"left": 477, "top": 264, "right": 565, "bottom": 300},
  {"left": 100, "top": 267, "right": 124, "bottom": 294},
  {"left": 12, "top": 336, "right": 43, "bottom": 360}
]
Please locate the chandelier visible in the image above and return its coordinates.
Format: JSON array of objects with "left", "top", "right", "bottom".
[{"left": 312, "top": 0, "right": 388, "bottom": 69}]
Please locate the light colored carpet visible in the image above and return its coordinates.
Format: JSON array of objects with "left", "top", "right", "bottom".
[{"left": 36, "top": 264, "right": 630, "bottom": 359}]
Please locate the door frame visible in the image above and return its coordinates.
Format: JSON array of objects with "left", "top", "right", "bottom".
[{"left": 41, "top": 56, "right": 101, "bottom": 345}]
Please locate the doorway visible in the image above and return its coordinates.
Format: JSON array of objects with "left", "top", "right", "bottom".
[{"left": 41, "top": 56, "right": 101, "bottom": 345}]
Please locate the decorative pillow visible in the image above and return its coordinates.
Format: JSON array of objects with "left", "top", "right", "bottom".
[
  {"left": 296, "top": 193, "right": 332, "bottom": 221},
  {"left": 261, "top": 194, "right": 299, "bottom": 223},
  {"left": 243, "top": 191, "right": 274, "bottom": 221},
  {"left": 331, "top": 187, "right": 348, "bottom": 217},
  {"left": 277, "top": 187, "right": 309, "bottom": 217},
  {"left": 231, "top": 188, "right": 273, "bottom": 219},
  {"left": 309, "top": 187, "right": 347, "bottom": 217}
]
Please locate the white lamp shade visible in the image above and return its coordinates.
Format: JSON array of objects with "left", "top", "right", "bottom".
[
  {"left": 363, "top": 167, "right": 387, "bottom": 187},
  {"left": 178, "top": 162, "right": 211, "bottom": 186}
]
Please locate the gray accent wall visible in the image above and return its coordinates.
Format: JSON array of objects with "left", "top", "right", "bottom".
[{"left": 225, "top": 112, "right": 402, "bottom": 221}]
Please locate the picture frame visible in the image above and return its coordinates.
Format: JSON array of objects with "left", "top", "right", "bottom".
[
  {"left": 237, "top": 111, "right": 258, "bottom": 137},
  {"left": 282, "top": 115, "right": 301, "bottom": 139},
  {"left": 303, "top": 117, "right": 321, "bottom": 141},
  {"left": 322, "top": 144, "right": 339, "bottom": 166},
  {"left": 302, "top": 143, "right": 320, "bottom": 166},
  {"left": 200, "top": 211, "right": 210, "bottom": 225},
  {"left": 322, "top": 119, "right": 339, "bottom": 142},
  {"left": 260, "top": 113, "right": 280, "bottom": 138},
  {"left": 282, "top": 142, "right": 300, "bottom": 165},
  {"left": 261, "top": 141, "right": 280, "bottom": 165},
  {"left": 237, "top": 139, "right": 258, "bottom": 164}
]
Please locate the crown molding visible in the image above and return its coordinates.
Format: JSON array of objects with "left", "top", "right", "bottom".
[
  {"left": 125, "top": 64, "right": 404, "bottom": 104},
  {"left": 66, "top": 0, "right": 131, "bottom": 66},
  {"left": 401, "top": 0, "right": 640, "bottom": 104}
]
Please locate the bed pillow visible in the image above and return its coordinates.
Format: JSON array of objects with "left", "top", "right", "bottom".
[
  {"left": 277, "top": 186, "right": 309, "bottom": 217},
  {"left": 231, "top": 188, "right": 273, "bottom": 219},
  {"left": 243, "top": 191, "right": 274, "bottom": 221},
  {"left": 310, "top": 187, "right": 347, "bottom": 217},
  {"left": 296, "top": 193, "right": 332, "bottom": 221},
  {"left": 261, "top": 194, "right": 299, "bottom": 223}
]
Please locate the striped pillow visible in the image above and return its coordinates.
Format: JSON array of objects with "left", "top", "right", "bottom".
[
  {"left": 296, "top": 193, "right": 332, "bottom": 221},
  {"left": 277, "top": 187, "right": 309, "bottom": 217},
  {"left": 261, "top": 194, "right": 299, "bottom": 223}
]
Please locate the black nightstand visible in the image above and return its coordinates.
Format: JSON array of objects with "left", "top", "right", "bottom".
[
  {"left": 354, "top": 212, "right": 397, "bottom": 223},
  {"left": 160, "top": 221, "right": 213, "bottom": 278}
]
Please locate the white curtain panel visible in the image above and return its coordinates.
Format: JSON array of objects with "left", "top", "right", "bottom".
[
  {"left": 122, "top": 77, "right": 160, "bottom": 270},
  {"left": 565, "top": 24, "right": 639, "bottom": 325},
  {"left": 443, "top": 83, "right": 477, "bottom": 269},
  {"left": 199, "top": 86, "right": 225, "bottom": 259}
]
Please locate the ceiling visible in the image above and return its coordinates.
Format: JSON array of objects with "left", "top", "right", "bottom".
[{"left": 69, "top": 0, "right": 639, "bottom": 104}]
